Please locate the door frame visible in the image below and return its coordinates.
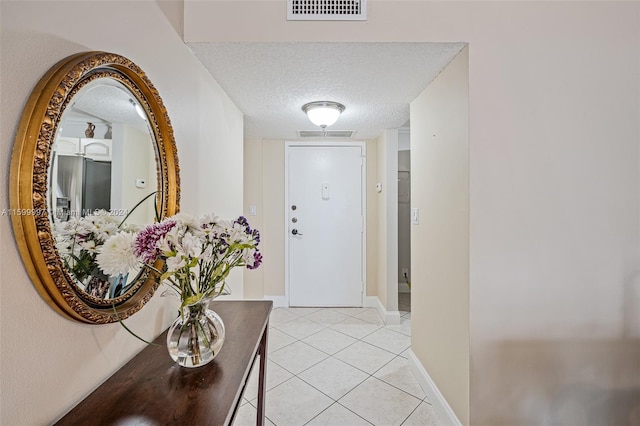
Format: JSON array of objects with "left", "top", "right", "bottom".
[{"left": 284, "top": 141, "right": 367, "bottom": 307}]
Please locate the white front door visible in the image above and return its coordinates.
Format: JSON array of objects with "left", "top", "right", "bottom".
[{"left": 287, "top": 143, "right": 365, "bottom": 307}]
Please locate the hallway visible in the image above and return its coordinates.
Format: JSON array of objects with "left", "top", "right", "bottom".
[
  {"left": 234, "top": 307, "right": 440, "bottom": 426},
  {"left": 398, "top": 293, "right": 411, "bottom": 313}
]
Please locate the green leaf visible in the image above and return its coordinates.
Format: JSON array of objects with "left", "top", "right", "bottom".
[
  {"left": 118, "top": 191, "right": 160, "bottom": 227},
  {"left": 182, "top": 294, "right": 203, "bottom": 306}
]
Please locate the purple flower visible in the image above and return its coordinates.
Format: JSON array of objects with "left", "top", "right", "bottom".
[
  {"left": 247, "top": 251, "right": 262, "bottom": 270},
  {"left": 235, "top": 216, "right": 249, "bottom": 228},
  {"left": 235, "top": 215, "right": 255, "bottom": 236},
  {"left": 252, "top": 229, "right": 261, "bottom": 244},
  {"left": 134, "top": 220, "right": 176, "bottom": 263}
]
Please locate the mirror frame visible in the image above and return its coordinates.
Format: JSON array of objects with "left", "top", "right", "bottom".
[{"left": 10, "top": 51, "right": 180, "bottom": 324}]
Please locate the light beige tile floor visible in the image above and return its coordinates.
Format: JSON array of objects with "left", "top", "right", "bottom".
[{"left": 234, "top": 307, "right": 441, "bottom": 426}]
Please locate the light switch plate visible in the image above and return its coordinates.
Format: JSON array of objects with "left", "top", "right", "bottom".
[{"left": 322, "top": 183, "right": 330, "bottom": 200}]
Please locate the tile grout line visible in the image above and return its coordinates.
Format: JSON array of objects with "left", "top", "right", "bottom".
[
  {"left": 270, "top": 320, "right": 409, "bottom": 397},
  {"left": 254, "top": 308, "right": 428, "bottom": 426},
  {"left": 294, "top": 363, "right": 371, "bottom": 404},
  {"left": 398, "top": 396, "right": 424, "bottom": 426},
  {"left": 333, "top": 401, "right": 376, "bottom": 425},
  {"left": 273, "top": 319, "right": 386, "bottom": 347},
  {"left": 270, "top": 315, "right": 411, "bottom": 380}
]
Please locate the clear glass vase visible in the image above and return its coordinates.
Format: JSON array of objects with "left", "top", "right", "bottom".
[{"left": 166, "top": 297, "right": 225, "bottom": 368}]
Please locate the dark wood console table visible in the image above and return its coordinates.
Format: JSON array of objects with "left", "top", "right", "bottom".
[{"left": 56, "top": 300, "right": 273, "bottom": 426}]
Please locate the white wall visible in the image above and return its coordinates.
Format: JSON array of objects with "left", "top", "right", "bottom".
[
  {"left": 375, "top": 130, "right": 399, "bottom": 311},
  {"left": 0, "top": 1, "right": 243, "bottom": 424},
  {"left": 261, "top": 139, "right": 287, "bottom": 297},
  {"left": 185, "top": 1, "right": 640, "bottom": 424},
  {"left": 112, "top": 124, "right": 156, "bottom": 225},
  {"left": 243, "top": 137, "right": 265, "bottom": 299},
  {"left": 365, "top": 139, "right": 379, "bottom": 298},
  {"left": 411, "top": 47, "right": 470, "bottom": 424},
  {"left": 376, "top": 133, "right": 389, "bottom": 308}
]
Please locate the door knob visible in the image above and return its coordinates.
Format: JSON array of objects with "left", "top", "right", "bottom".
[{"left": 292, "top": 229, "right": 303, "bottom": 236}]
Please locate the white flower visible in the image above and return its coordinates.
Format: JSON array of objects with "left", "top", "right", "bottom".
[
  {"left": 217, "top": 219, "right": 234, "bottom": 230},
  {"left": 120, "top": 223, "right": 141, "bottom": 233},
  {"left": 157, "top": 225, "right": 185, "bottom": 254},
  {"left": 55, "top": 238, "right": 71, "bottom": 256},
  {"left": 166, "top": 254, "right": 187, "bottom": 272},
  {"left": 94, "top": 222, "right": 119, "bottom": 242},
  {"left": 179, "top": 231, "right": 203, "bottom": 259},
  {"left": 171, "top": 212, "right": 202, "bottom": 231},
  {"left": 201, "top": 213, "right": 219, "bottom": 226},
  {"left": 79, "top": 240, "right": 97, "bottom": 254},
  {"left": 96, "top": 232, "right": 138, "bottom": 276},
  {"left": 242, "top": 247, "right": 256, "bottom": 265}
]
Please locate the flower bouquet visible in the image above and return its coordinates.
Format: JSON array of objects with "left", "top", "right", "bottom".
[
  {"left": 54, "top": 210, "right": 138, "bottom": 298},
  {"left": 97, "top": 213, "right": 262, "bottom": 367}
]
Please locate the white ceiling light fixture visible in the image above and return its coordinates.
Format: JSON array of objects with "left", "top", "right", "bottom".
[
  {"left": 129, "top": 98, "right": 147, "bottom": 120},
  {"left": 302, "top": 101, "right": 345, "bottom": 129}
]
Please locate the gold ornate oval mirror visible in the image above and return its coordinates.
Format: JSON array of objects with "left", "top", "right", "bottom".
[{"left": 10, "top": 51, "right": 180, "bottom": 324}]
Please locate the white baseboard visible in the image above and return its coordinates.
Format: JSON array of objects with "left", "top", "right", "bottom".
[
  {"left": 264, "top": 295, "right": 288, "bottom": 308},
  {"left": 407, "top": 350, "right": 462, "bottom": 426},
  {"left": 269, "top": 295, "right": 401, "bottom": 323},
  {"left": 363, "top": 295, "right": 379, "bottom": 309},
  {"left": 364, "top": 296, "right": 402, "bottom": 325},
  {"left": 385, "top": 310, "right": 402, "bottom": 325}
]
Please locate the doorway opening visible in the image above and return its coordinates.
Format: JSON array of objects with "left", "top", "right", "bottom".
[{"left": 398, "top": 128, "right": 411, "bottom": 313}]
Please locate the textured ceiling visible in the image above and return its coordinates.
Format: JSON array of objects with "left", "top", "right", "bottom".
[
  {"left": 187, "top": 42, "right": 465, "bottom": 140},
  {"left": 64, "top": 80, "right": 149, "bottom": 133}
]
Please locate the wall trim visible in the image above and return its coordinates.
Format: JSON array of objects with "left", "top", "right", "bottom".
[
  {"left": 264, "top": 295, "right": 288, "bottom": 308},
  {"left": 364, "top": 296, "right": 401, "bottom": 325},
  {"left": 383, "top": 129, "right": 400, "bottom": 313},
  {"left": 407, "top": 349, "right": 462, "bottom": 426}
]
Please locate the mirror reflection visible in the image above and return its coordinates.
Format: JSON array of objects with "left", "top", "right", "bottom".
[{"left": 49, "top": 79, "right": 158, "bottom": 300}]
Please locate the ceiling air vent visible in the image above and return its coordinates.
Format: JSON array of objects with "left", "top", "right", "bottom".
[
  {"left": 288, "top": 0, "right": 367, "bottom": 21},
  {"left": 298, "top": 130, "right": 356, "bottom": 138}
]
